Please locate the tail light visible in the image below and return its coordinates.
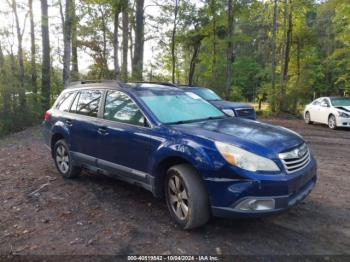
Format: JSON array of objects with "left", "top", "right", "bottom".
[{"left": 44, "top": 111, "right": 52, "bottom": 121}]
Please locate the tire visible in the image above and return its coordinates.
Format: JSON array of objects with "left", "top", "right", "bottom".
[
  {"left": 304, "top": 111, "right": 313, "bottom": 124},
  {"left": 328, "top": 114, "right": 337, "bottom": 130},
  {"left": 53, "top": 139, "right": 81, "bottom": 178},
  {"left": 165, "top": 164, "right": 210, "bottom": 230}
]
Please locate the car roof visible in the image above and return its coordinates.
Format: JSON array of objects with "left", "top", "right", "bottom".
[
  {"left": 178, "top": 85, "right": 209, "bottom": 91},
  {"left": 64, "top": 80, "right": 183, "bottom": 97}
]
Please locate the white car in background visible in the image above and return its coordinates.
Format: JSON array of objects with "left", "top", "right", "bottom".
[{"left": 304, "top": 97, "right": 350, "bottom": 129}]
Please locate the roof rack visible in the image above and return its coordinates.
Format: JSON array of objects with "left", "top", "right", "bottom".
[
  {"left": 130, "top": 81, "right": 178, "bottom": 87},
  {"left": 177, "top": 84, "right": 195, "bottom": 88},
  {"left": 68, "top": 80, "right": 123, "bottom": 87}
]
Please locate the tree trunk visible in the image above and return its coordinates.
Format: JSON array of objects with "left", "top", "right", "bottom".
[
  {"left": 121, "top": 5, "right": 129, "bottom": 81},
  {"left": 296, "top": 37, "right": 301, "bottom": 84},
  {"left": 280, "top": 0, "right": 287, "bottom": 89},
  {"left": 100, "top": 7, "right": 109, "bottom": 78},
  {"left": 210, "top": 0, "right": 217, "bottom": 81},
  {"left": 71, "top": 0, "right": 79, "bottom": 80},
  {"left": 113, "top": 7, "right": 121, "bottom": 80},
  {"left": 188, "top": 42, "right": 201, "bottom": 86},
  {"left": 28, "top": 0, "right": 37, "bottom": 100},
  {"left": 129, "top": 25, "right": 133, "bottom": 73},
  {"left": 0, "top": 44, "right": 11, "bottom": 121},
  {"left": 0, "top": 44, "right": 4, "bottom": 71},
  {"left": 225, "top": 0, "right": 234, "bottom": 99},
  {"left": 10, "top": 0, "right": 26, "bottom": 108},
  {"left": 41, "top": 0, "right": 51, "bottom": 111},
  {"left": 63, "top": 0, "right": 73, "bottom": 87},
  {"left": 271, "top": 0, "right": 277, "bottom": 112},
  {"left": 171, "top": 0, "right": 180, "bottom": 84},
  {"left": 280, "top": 0, "right": 292, "bottom": 111},
  {"left": 132, "top": 0, "right": 144, "bottom": 81}
]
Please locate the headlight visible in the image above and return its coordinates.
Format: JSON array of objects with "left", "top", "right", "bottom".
[
  {"left": 215, "top": 141, "right": 280, "bottom": 172},
  {"left": 338, "top": 111, "right": 350, "bottom": 118},
  {"left": 222, "top": 109, "right": 236, "bottom": 117}
]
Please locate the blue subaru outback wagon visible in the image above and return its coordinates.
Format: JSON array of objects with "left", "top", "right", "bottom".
[{"left": 43, "top": 81, "right": 317, "bottom": 229}]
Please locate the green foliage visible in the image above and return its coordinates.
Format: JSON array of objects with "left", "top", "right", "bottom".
[{"left": 1, "top": 0, "right": 350, "bottom": 137}]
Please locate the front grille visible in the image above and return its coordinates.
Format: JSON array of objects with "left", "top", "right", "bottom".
[
  {"left": 279, "top": 143, "right": 311, "bottom": 174},
  {"left": 235, "top": 108, "right": 254, "bottom": 117}
]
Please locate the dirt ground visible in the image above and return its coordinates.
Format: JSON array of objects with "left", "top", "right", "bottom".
[{"left": 0, "top": 118, "right": 349, "bottom": 256}]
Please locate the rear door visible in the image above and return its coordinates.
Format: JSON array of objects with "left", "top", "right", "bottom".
[
  {"left": 96, "top": 90, "right": 153, "bottom": 182},
  {"left": 68, "top": 89, "right": 103, "bottom": 165}
]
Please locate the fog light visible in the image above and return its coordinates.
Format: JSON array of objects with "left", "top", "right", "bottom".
[{"left": 235, "top": 198, "right": 275, "bottom": 211}]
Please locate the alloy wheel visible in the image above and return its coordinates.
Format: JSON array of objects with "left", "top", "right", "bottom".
[
  {"left": 168, "top": 174, "right": 189, "bottom": 220},
  {"left": 328, "top": 115, "right": 336, "bottom": 129},
  {"left": 305, "top": 112, "right": 310, "bottom": 124},
  {"left": 56, "top": 144, "right": 70, "bottom": 174}
]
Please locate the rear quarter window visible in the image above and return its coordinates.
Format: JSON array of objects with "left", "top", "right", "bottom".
[
  {"left": 70, "top": 90, "right": 102, "bottom": 117},
  {"left": 56, "top": 92, "right": 76, "bottom": 112}
]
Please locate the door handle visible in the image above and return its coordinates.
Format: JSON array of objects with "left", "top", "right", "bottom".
[
  {"left": 97, "top": 127, "right": 109, "bottom": 136},
  {"left": 65, "top": 119, "right": 73, "bottom": 126}
]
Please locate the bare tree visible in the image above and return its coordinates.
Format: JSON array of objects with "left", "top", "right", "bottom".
[
  {"left": 63, "top": 0, "right": 73, "bottom": 87},
  {"left": 41, "top": 0, "right": 51, "bottom": 110},
  {"left": 28, "top": 0, "right": 37, "bottom": 100},
  {"left": 71, "top": 0, "right": 79, "bottom": 80},
  {"left": 271, "top": 0, "right": 277, "bottom": 112},
  {"left": 280, "top": 0, "right": 293, "bottom": 111},
  {"left": 225, "top": 0, "right": 234, "bottom": 99},
  {"left": 8, "top": 0, "right": 27, "bottom": 108},
  {"left": 121, "top": 1, "right": 129, "bottom": 81},
  {"left": 171, "top": 0, "right": 180, "bottom": 83},
  {"left": 132, "top": 0, "right": 144, "bottom": 81},
  {"left": 113, "top": 4, "right": 121, "bottom": 79},
  {"left": 210, "top": 0, "right": 217, "bottom": 81}
]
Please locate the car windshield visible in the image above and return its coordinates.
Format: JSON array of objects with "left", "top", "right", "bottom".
[
  {"left": 330, "top": 98, "right": 350, "bottom": 107},
  {"left": 190, "top": 88, "right": 221, "bottom": 101},
  {"left": 140, "top": 93, "right": 226, "bottom": 124}
]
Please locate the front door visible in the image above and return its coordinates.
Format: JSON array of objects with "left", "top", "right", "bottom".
[
  {"left": 318, "top": 98, "right": 331, "bottom": 124},
  {"left": 97, "top": 90, "right": 152, "bottom": 182}
]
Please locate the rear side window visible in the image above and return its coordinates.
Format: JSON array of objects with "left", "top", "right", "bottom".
[
  {"left": 103, "top": 90, "right": 145, "bottom": 126},
  {"left": 56, "top": 92, "right": 75, "bottom": 112},
  {"left": 70, "top": 90, "right": 102, "bottom": 117},
  {"left": 312, "top": 99, "right": 320, "bottom": 105}
]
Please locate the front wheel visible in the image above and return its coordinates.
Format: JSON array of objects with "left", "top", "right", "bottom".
[
  {"left": 328, "top": 115, "right": 337, "bottom": 130},
  {"left": 165, "top": 164, "right": 210, "bottom": 230}
]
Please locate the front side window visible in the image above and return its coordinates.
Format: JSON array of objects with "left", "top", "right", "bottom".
[
  {"left": 321, "top": 98, "right": 330, "bottom": 107},
  {"left": 140, "top": 92, "right": 225, "bottom": 124},
  {"left": 104, "top": 91, "right": 145, "bottom": 126},
  {"left": 56, "top": 92, "right": 75, "bottom": 112},
  {"left": 70, "top": 90, "right": 102, "bottom": 117}
]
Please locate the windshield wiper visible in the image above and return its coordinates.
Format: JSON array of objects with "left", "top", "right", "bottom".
[
  {"left": 167, "top": 115, "right": 228, "bottom": 125},
  {"left": 204, "top": 116, "right": 228, "bottom": 120}
]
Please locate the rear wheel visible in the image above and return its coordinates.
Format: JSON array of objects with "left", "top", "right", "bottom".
[
  {"left": 54, "top": 139, "right": 81, "bottom": 178},
  {"left": 328, "top": 114, "right": 337, "bottom": 130},
  {"left": 165, "top": 164, "right": 210, "bottom": 229},
  {"left": 304, "top": 112, "right": 313, "bottom": 124}
]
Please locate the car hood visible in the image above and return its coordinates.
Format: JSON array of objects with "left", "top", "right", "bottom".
[
  {"left": 170, "top": 118, "right": 304, "bottom": 157},
  {"left": 209, "top": 100, "right": 252, "bottom": 109},
  {"left": 334, "top": 106, "right": 350, "bottom": 112}
]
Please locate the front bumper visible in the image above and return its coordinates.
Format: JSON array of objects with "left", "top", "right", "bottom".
[
  {"left": 206, "top": 158, "right": 317, "bottom": 218},
  {"left": 336, "top": 116, "right": 350, "bottom": 127}
]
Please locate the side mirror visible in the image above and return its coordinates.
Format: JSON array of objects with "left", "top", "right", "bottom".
[{"left": 320, "top": 102, "right": 329, "bottom": 107}]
